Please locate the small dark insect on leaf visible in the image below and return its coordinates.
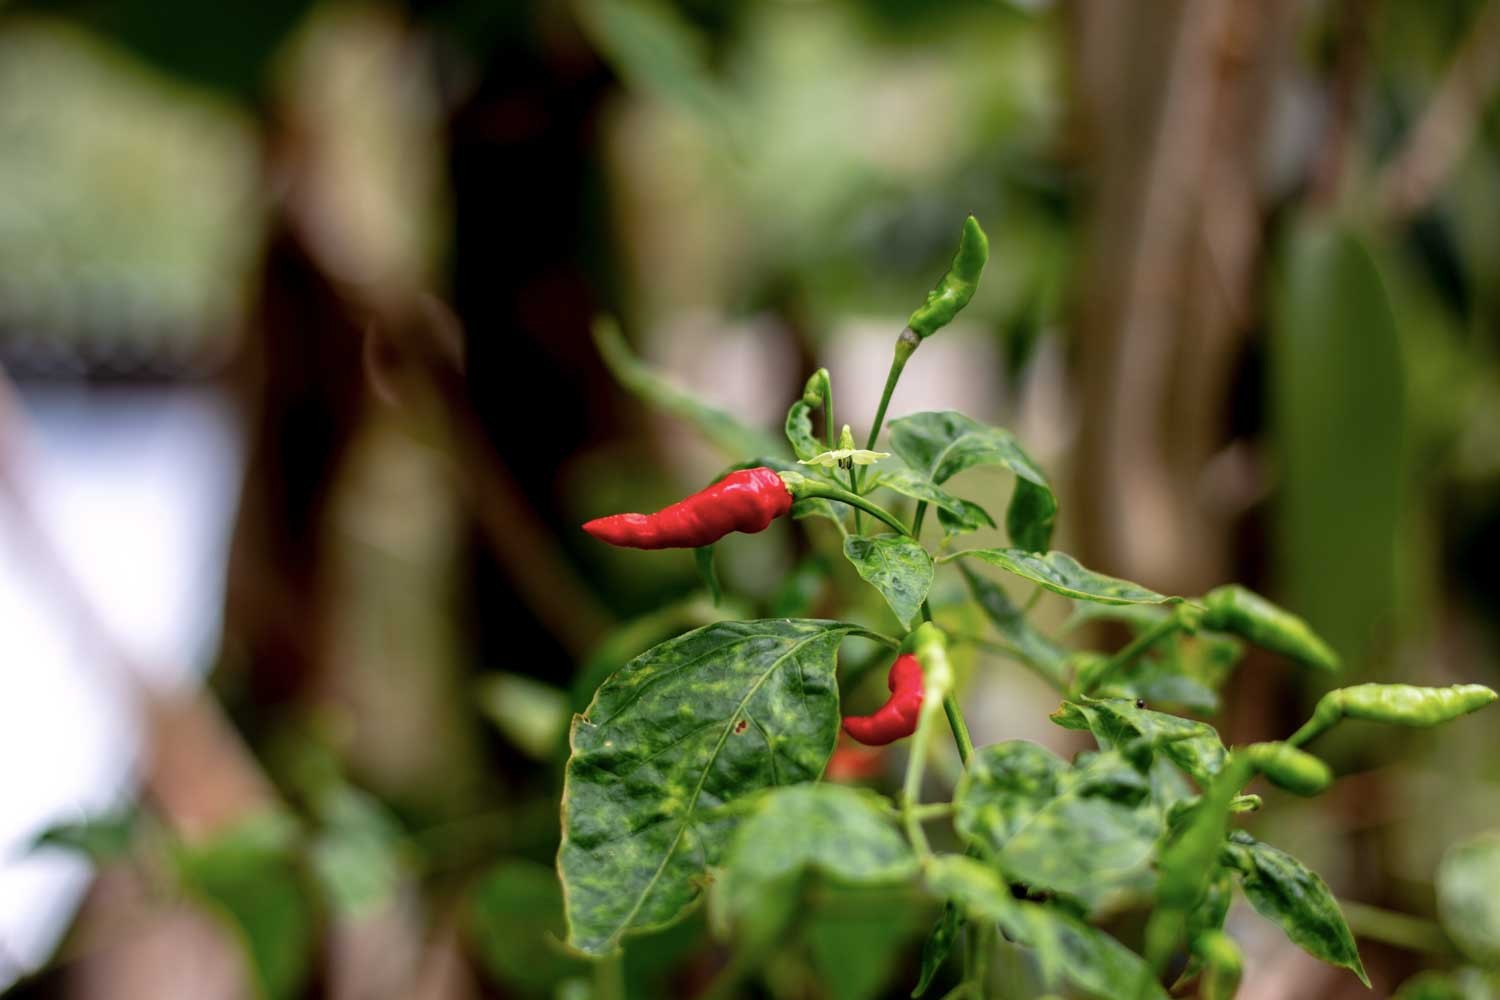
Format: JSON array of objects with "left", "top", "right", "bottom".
[
  {"left": 734, "top": 719, "right": 749, "bottom": 734},
  {"left": 1135, "top": 699, "right": 1147, "bottom": 709}
]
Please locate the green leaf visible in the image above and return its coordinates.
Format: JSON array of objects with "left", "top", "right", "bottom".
[
  {"left": 888, "top": 411, "right": 1057, "bottom": 551},
  {"left": 959, "top": 564, "right": 1069, "bottom": 689},
  {"left": 468, "top": 860, "right": 587, "bottom": 993},
  {"left": 911, "top": 902, "right": 964, "bottom": 997},
  {"left": 175, "top": 813, "right": 316, "bottom": 1000},
  {"left": 925, "top": 855, "right": 1168, "bottom": 1000},
  {"left": 954, "top": 740, "right": 1069, "bottom": 850},
  {"left": 1270, "top": 219, "right": 1404, "bottom": 663},
  {"left": 694, "top": 545, "right": 722, "bottom": 606},
  {"left": 574, "top": 0, "right": 735, "bottom": 140},
  {"left": 949, "top": 549, "right": 1175, "bottom": 606},
  {"left": 770, "top": 555, "right": 830, "bottom": 618},
  {"left": 866, "top": 458, "right": 969, "bottom": 518},
  {"left": 1006, "top": 478, "right": 1058, "bottom": 554},
  {"left": 1223, "top": 831, "right": 1368, "bottom": 986},
  {"left": 843, "top": 535, "right": 934, "bottom": 629},
  {"left": 593, "top": 318, "right": 779, "bottom": 460},
  {"left": 477, "top": 672, "right": 572, "bottom": 760},
  {"left": 308, "top": 785, "right": 405, "bottom": 918},
  {"left": 936, "top": 498, "right": 995, "bottom": 538},
  {"left": 1063, "top": 699, "right": 1227, "bottom": 786},
  {"left": 785, "top": 399, "right": 824, "bottom": 463},
  {"left": 808, "top": 886, "right": 926, "bottom": 1000},
  {"left": 954, "top": 743, "right": 1159, "bottom": 912},
  {"left": 559, "top": 619, "right": 872, "bottom": 955},
  {"left": 1437, "top": 832, "right": 1500, "bottom": 967},
  {"left": 31, "top": 808, "right": 138, "bottom": 863},
  {"left": 711, "top": 784, "right": 916, "bottom": 949}
]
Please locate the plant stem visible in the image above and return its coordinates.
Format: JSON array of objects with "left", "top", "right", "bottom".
[
  {"left": 1338, "top": 900, "right": 1456, "bottom": 957},
  {"left": 912, "top": 500, "right": 929, "bottom": 539},
  {"left": 1087, "top": 616, "right": 1183, "bottom": 693},
  {"left": 595, "top": 950, "right": 625, "bottom": 1000},
  {"left": 943, "top": 693, "right": 974, "bottom": 767}
]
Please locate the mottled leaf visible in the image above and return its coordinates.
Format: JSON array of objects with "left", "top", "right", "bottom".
[
  {"left": 1437, "top": 832, "right": 1500, "bottom": 967},
  {"left": 1067, "top": 699, "right": 1227, "bottom": 786},
  {"left": 954, "top": 740, "right": 1069, "bottom": 850},
  {"left": 955, "top": 743, "right": 1159, "bottom": 912},
  {"left": 925, "top": 855, "right": 1168, "bottom": 1000},
  {"left": 785, "top": 399, "right": 824, "bottom": 463},
  {"left": 949, "top": 549, "right": 1175, "bottom": 606},
  {"left": 867, "top": 458, "right": 969, "bottom": 517},
  {"left": 936, "top": 498, "right": 996, "bottom": 538},
  {"left": 888, "top": 411, "right": 1057, "bottom": 551},
  {"left": 712, "top": 784, "right": 916, "bottom": 950},
  {"left": 559, "top": 619, "right": 871, "bottom": 955},
  {"left": 843, "top": 535, "right": 934, "bottom": 629},
  {"left": 1223, "top": 831, "right": 1368, "bottom": 986},
  {"left": 960, "top": 564, "right": 1069, "bottom": 688}
]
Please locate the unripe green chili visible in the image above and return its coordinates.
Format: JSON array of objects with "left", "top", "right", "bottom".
[
  {"left": 1245, "top": 742, "right": 1332, "bottom": 796},
  {"left": 1192, "top": 930, "right": 1243, "bottom": 1000},
  {"left": 907, "top": 216, "right": 989, "bottom": 340},
  {"left": 1289, "top": 683, "right": 1498, "bottom": 747},
  {"left": 1200, "top": 584, "right": 1339, "bottom": 671}
]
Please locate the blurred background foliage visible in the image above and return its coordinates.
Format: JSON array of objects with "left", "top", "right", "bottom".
[{"left": 1, "top": 0, "right": 1499, "bottom": 997}]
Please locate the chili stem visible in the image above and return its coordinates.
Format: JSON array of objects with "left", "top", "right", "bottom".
[
  {"left": 1086, "top": 616, "right": 1183, "bottom": 693},
  {"left": 942, "top": 693, "right": 974, "bottom": 766},
  {"left": 865, "top": 329, "right": 919, "bottom": 451},
  {"left": 792, "top": 482, "right": 913, "bottom": 538}
]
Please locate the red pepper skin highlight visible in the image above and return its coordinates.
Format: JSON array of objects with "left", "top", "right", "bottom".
[
  {"left": 582, "top": 466, "right": 794, "bottom": 550},
  {"left": 843, "top": 654, "right": 925, "bottom": 746}
]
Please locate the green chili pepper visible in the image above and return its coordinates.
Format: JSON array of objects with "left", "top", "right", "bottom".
[
  {"left": 1246, "top": 742, "right": 1332, "bottom": 796},
  {"left": 1200, "top": 584, "right": 1339, "bottom": 671},
  {"left": 906, "top": 216, "right": 989, "bottom": 340},
  {"left": 1289, "top": 683, "right": 1498, "bottom": 747},
  {"left": 1192, "top": 931, "right": 1243, "bottom": 1000}
]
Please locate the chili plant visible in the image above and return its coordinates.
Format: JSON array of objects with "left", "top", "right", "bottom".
[{"left": 563, "top": 217, "right": 1497, "bottom": 999}]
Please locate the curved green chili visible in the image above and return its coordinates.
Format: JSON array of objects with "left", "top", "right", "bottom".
[
  {"left": 1200, "top": 584, "right": 1338, "bottom": 671},
  {"left": 1288, "top": 683, "right": 1498, "bottom": 747},
  {"left": 907, "top": 216, "right": 990, "bottom": 340}
]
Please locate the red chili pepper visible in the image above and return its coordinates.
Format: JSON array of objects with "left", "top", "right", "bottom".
[
  {"left": 824, "top": 741, "right": 887, "bottom": 782},
  {"left": 582, "top": 466, "right": 794, "bottom": 550},
  {"left": 842, "top": 653, "right": 925, "bottom": 746}
]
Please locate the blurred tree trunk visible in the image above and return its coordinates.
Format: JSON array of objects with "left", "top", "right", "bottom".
[{"left": 1064, "top": 0, "right": 1297, "bottom": 596}]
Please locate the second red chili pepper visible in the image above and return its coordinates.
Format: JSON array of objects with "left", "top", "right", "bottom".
[
  {"left": 843, "top": 653, "right": 925, "bottom": 745},
  {"left": 583, "top": 466, "right": 794, "bottom": 549}
]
